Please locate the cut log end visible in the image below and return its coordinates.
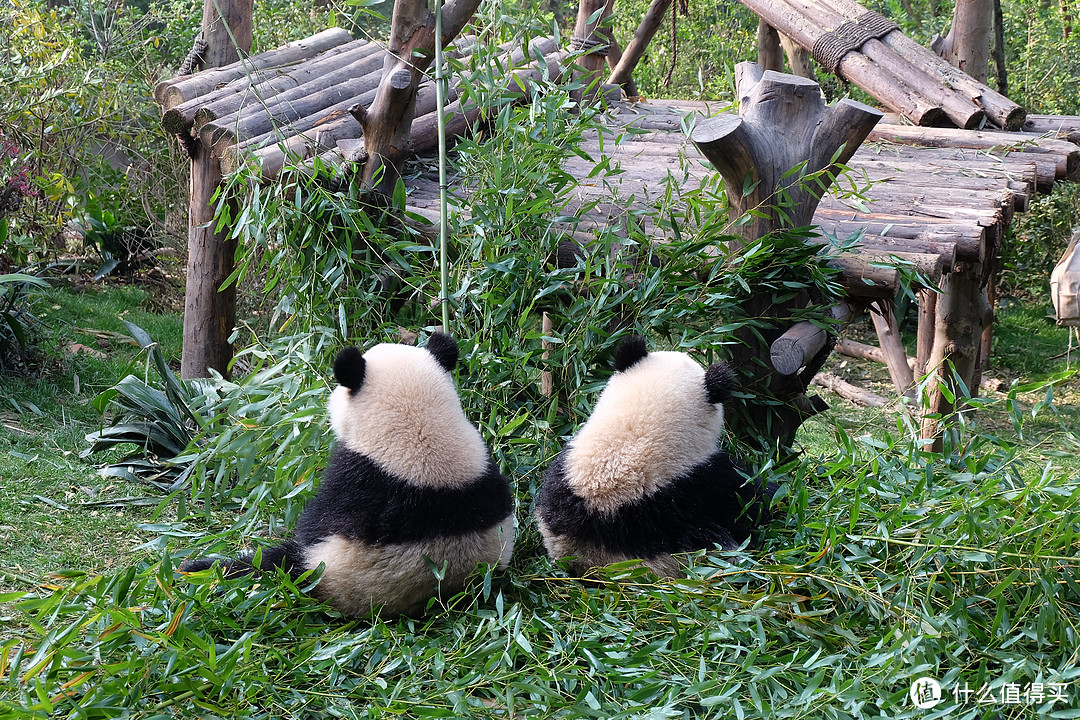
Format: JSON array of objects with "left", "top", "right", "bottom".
[{"left": 689, "top": 114, "right": 743, "bottom": 145}]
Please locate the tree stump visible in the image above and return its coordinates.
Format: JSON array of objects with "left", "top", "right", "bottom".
[{"left": 690, "top": 63, "right": 881, "bottom": 452}]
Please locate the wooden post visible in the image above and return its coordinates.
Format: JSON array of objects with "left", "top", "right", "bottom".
[
  {"left": 920, "top": 262, "right": 994, "bottom": 451},
  {"left": 607, "top": 0, "right": 672, "bottom": 90},
  {"left": 691, "top": 63, "right": 881, "bottom": 241},
  {"left": 690, "top": 63, "right": 881, "bottom": 452},
  {"left": 569, "top": 0, "right": 615, "bottom": 104},
  {"left": 180, "top": 0, "right": 252, "bottom": 379},
  {"left": 757, "top": 20, "right": 784, "bottom": 72},
  {"left": 758, "top": 20, "right": 814, "bottom": 79},
  {"left": 868, "top": 298, "right": 916, "bottom": 399}
]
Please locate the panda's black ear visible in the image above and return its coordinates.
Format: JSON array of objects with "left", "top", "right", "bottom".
[
  {"left": 334, "top": 347, "right": 366, "bottom": 392},
  {"left": 704, "top": 362, "right": 735, "bottom": 404},
  {"left": 425, "top": 332, "right": 459, "bottom": 373},
  {"left": 613, "top": 335, "right": 648, "bottom": 372}
]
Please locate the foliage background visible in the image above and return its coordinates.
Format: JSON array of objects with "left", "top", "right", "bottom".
[{"left": 1, "top": 0, "right": 1079, "bottom": 717}]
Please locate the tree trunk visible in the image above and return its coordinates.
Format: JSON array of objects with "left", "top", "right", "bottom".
[
  {"left": 180, "top": 0, "right": 252, "bottom": 379},
  {"left": 570, "top": 0, "right": 615, "bottom": 104},
  {"left": 931, "top": 0, "right": 993, "bottom": 83},
  {"left": 757, "top": 20, "right": 784, "bottom": 72},
  {"left": 920, "top": 261, "right": 994, "bottom": 451},
  {"left": 992, "top": 0, "right": 1008, "bottom": 93},
  {"left": 690, "top": 63, "right": 881, "bottom": 453}
]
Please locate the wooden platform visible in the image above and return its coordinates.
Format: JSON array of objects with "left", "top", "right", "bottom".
[
  {"left": 403, "top": 99, "right": 1079, "bottom": 296},
  {"left": 154, "top": 30, "right": 1080, "bottom": 405}
]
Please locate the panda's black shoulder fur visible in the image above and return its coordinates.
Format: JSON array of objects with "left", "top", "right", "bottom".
[
  {"left": 536, "top": 451, "right": 772, "bottom": 556},
  {"left": 293, "top": 446, "right": 513, "bottom": 547}
]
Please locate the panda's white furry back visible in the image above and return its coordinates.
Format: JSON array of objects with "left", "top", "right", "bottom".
[
  {"left": 181, "top": 333, "right": 515, "bottom": 617},
  {"left": 536, "top": 335, "right": 772, "bottom": 576}
]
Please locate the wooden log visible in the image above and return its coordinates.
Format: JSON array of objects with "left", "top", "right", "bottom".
[
  {"left": 193, "top": 42, "right": 383, "bottom": 132},
  {"left": 931, "top": 0, "right": 993, "bottom": 84},
  {"left": 1022, "top": 114, "right": 1080, "bottom": 144},
  {"left": 692, "top": 65, "right": 882, "bottom": 240},
  {"left": 155, "top": 28, "right": 353, "bottom": 109},
  {"left": 598, "top": 26, "right": 638, "bottom": 99},
  {"left": 569, "top": 0, "right": 615, "bottom": 103},
  {"left": 411, "top": 47, "right": 569, "bottom": 152},
  {"left": 836, "top": 336, "right": 1006, "bottom": 391},
  {"left": 828, "top": 171, "right": 1017, "bottom": 211},
  {"left": 799, "top": 0, "right": 985, "bottom": 128},
  {"left": 864, "top": 145, "right": 1056, "bottom": 190},
  {"left": 779, "top": 32, "right": 815, "bottom": 80},
  {"left": 840, "top": 166, "right": 1031, "bottom": 211},
  {"left": 848, "top": 153, "right": 1040, "bottom": 186},
  {"left": 203, "top": 63, "right": 391, "bottom": 155},
  {"left": 246, "top": 45, "right": 567, "bottom": 179},
  {"left": 812, "top": 210, "right": 986, "bottom": 261},
  {"left": 607, "top": 0, "right": 674, "bottom": 89},
  {"left": 869, "top": 298, "right": 915, "bottom": 398},
  {"left": 915, "top": 288, "right": 935, "bottom": 378},
  {"left": 841, "top": 238, "right": 957, "bottom": 273},
  {"left": 736, "top": 0, "right": 946, "bottom": 126},
  {"left": 832, "top": 255, "right": 898, "bottom": 297},
  {"left": 920, "top": 262, "right": 995, "bottom": 450},
  {"left": 867, "top": 124, "right": 1080, "bottom": 180},
  {"left": 757, "top": 20, "right": 784, "bottom": 72},
  {"left": 180, "top": 0, "right": 251, "bottom": 380},
  {"left": 818, "top": 0, "right": 1024, "bottom": 129},
  {"left": 771, "top": 303, "right": 852, "bottom": 376},
  {"left": 690, "top": 65, "right": 882, "bottom": 453},
  {"left": 354, "top": 0, "right": 482, "bottom": 195},
  {"left": 162, "top": 39, "right": 376, "bottom": 135},
  {"left": 812, "top": 372, "right": 890, "bottom": 408}
]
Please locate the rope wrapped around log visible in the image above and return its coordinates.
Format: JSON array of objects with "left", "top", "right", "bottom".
[
  {"left": 569, "top": 35, "right": 610, "bottom": 56},
  {"left": 178, "top": 33, "right": 209, "bottom": 76},
  {"left": 811, "top": 11, "right": 898, "bottom": 73}
]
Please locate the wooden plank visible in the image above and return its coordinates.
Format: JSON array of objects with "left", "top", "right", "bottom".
[{"left": 1022, "top": 114, "right": 1080, "bottom": 145}]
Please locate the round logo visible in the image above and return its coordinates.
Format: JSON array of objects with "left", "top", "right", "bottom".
[{"left": 910, "top": 677, "right": 943, "bottom": 709}]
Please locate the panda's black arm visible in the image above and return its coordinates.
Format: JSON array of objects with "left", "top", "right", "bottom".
[{"left": 179, "top": 541, "right": 302, "bottom": 579}]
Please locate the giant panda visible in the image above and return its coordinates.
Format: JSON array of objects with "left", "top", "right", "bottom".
[
  {"left": 180, "top": 332, "right": 515, "bottom": 617},
  {"left": 535, "top": 335, "right": 772, "bottom": 577}
]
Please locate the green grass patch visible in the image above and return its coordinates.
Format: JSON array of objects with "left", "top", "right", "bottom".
[
  {"left": 1, "top": 281, "right": 183, "bottom": 595},
  {"left": 3, "top": 281, "right": 1080, "bottom": 718}
]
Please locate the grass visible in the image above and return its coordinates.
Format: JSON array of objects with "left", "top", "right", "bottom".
[
  {"left": 2, "top": 279, "right": 1080, "bottom": 719},
  {"left": 0, "top": 281, "right": 183, "bottom": 589}
]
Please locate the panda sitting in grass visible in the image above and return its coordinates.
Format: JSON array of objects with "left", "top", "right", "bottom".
[
  {"left": 536, "top": 335, "right": 773, "bottom": 577},
  {"left": 181, "top": 333, "right": 515, "bottom": 618}
]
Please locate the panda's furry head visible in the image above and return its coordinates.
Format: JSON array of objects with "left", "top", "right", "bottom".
[
  {"left": 563, "top": 335, "right": 735, "bottom": 513},
  {"left": 328, "top": 332, "right": 488, "bottom": 488}
]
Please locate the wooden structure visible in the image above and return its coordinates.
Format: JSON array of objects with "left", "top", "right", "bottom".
[
  {"left": 400, "top": 98, "right": 1080, "bottom": 448},
  {"left": 153, "top": 0, "right": 1080, "bottom": 450}
]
